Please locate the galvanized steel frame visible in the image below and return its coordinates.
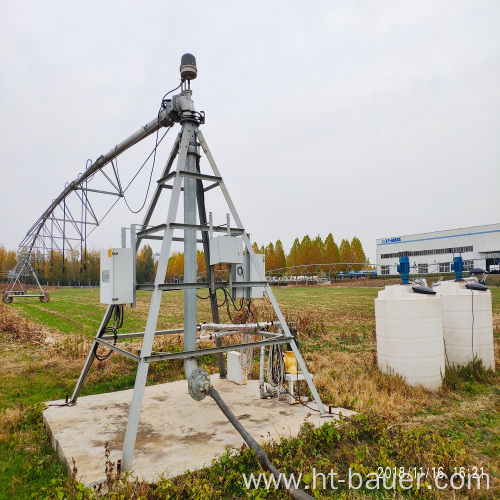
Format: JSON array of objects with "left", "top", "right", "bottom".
[{"left": 69, "top": 90, "right": 328, "bottom": 473}]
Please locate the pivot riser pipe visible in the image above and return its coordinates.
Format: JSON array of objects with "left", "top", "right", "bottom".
[
  {"left": 184, "top": 124, "right": 198, "bottom": 379},
  {"left": 207, "top": 387, "right": 314, "bottom": 500}
]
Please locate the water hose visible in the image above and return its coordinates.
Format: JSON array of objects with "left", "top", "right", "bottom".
[{"left": 207, "top": 386, "right": 314, "bottom": 500}]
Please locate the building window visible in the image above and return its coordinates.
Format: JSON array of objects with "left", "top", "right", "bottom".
[
  {"left": 417, "top": 264, "right": 428, "bottom": 274},
  {"left": 439, "top": 262, "right": 450, "bottom": 273},
  {"left": 381, "top": 265, "right": 390, "bottom": 275},
  {"left": 380, "top": 245, "right": 473, "bottom": 260},
  {"left": 463, "top": 260, "right": 474, "bottom": 272}
]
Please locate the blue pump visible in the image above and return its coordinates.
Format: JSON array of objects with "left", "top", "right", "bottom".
[
  {"left": 397, "top": 256, "right": 410, "bottom": 284},
  {"left": 451, "top": 256, "right": 463, "bottom": 281}
]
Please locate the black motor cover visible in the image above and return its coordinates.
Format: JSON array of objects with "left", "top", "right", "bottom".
[{"left": 412, "top": 285, "right": 436, "bottom": 295}]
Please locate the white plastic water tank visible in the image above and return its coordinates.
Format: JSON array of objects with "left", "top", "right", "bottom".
[
  {"left": 434, "top": 281, "right": 495, "bottom": 371},
  {"left": 375, "top": 284, "right": 444, "bottom": 390}
]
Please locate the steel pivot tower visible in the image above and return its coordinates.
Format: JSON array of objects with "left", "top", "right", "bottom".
[{"left": 70, "top": 54, "right": 327, "bottom": 471}]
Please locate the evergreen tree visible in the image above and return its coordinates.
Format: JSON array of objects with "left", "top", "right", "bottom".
[
  {"left": 197, "top": 249, "right": 206, "bottom": 278},
  {"left": 136, "top": 245, "right": 155, "bottom": 284},
  {"left": 339, "top": 238, "right": 352, "bottom": 273},
  {"left": 166, "top": 251, "right": 184, "bottom": 281},
  {"left": 324, "top": 233, "right": 340, "bottom": 275},
  {"left": 274, "top": 240, "right": 287, "bottom": 276},
  {"left": 0, "top": 245, "right": 17, "bottom": 276},
  {"left": 265, "top": 242, "right": 275, "bottom": 275},
  {"left": 287, "top": 238, "right": 300, "bottom": 269},
  {"left": 350, "top": 237, "right": 366, "bottom": 272},
  {"left": 310, "top": 235, "right": 324, "bottom": 267},
  {"left": 297, "top": 235, "right": 312, "bottom": 267}
]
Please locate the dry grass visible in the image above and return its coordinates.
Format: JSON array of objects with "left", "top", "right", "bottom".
[
  {"left": 0, "top": 406, "right": 25, "bottom": 442},
  {"left": 307, "top": 349, "right": 440, "bottom": 421},
  {"left": 0, "top": 303, "right": 47, "bottom": 344},
  {"left": 1, "top": 286, "right": 499, "bottom": 498}
]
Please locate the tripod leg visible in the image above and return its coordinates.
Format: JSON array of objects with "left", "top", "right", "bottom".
[
  {"left": 69, "top": 304, "right": 113, "bottom": 404},
  {"left": 197, "top": 127, "right": 327, "bottom": 415},
  {"left": 196, "top": 173, "right": 226, "bottom": 378},
  {"left": 122, "top": 123, "right": 192, "bottom": 471}
]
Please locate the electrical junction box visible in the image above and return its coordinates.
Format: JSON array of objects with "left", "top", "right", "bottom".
[
  {"left": 232, "top": 252, "right": 266, "bottom": 299},
  {"left": 100, "top": 248, "right": 134, "bottom": 305},
  {"left": 227, "top": 351, "right": 247, "bottom": 385},
  {"left": 209, "top": 236, "right": 244, "bottom": 265}
]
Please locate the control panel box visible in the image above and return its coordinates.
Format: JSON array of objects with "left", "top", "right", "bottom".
[
  {"left": 100, "top": 248, "right": 134, "bottom": 305},
  {"left": 209, "top": 236, "right": 244, "bottom": 265},
  {"left": 232, "top": 252, "right": 266, "bottom": 299}
]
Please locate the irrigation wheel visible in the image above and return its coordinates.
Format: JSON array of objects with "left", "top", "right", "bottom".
[
  {"left": 39, "top": 292, "right": 50, "bottom": 303},
  {"left": 2, "top": 292, "right": 13, "bottom": 304}
]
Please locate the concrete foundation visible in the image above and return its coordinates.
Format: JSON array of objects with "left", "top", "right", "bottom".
[{"left": 44, "top": 377, "right": 353, "bottom": 485}]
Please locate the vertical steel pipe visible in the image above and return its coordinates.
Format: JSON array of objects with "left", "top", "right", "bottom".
[{"left": 184, "top": 125, "right": 198, "bottom": 379}]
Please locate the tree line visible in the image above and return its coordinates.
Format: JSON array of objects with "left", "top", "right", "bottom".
[
  {"left": 259, "top": 234, "right": 367, "bottom": 277},
  {"left": 0, "top": 245, "right": 158, "bottom": 287},
  {"left": 1, "top": 234, "right": 368, "bottom": 285}
]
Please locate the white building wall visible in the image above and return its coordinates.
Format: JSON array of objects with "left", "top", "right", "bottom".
[{"left": 376, "top": 223, "right": 500, "bottom": 275}]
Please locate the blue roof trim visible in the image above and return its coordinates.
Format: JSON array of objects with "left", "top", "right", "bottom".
[{"left": 377, "top": 229, "right": 500, "bottom": 246}]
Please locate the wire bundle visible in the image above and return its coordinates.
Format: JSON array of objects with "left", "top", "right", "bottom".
[
  {"left": 266, "top": 343, "right": 285, "bottom": 391},
  {"left": 95, "top": 305, "right": 124, "bottom": 361}
]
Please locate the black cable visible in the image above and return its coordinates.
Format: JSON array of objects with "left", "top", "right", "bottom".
[
  {"left": 115, "top": 126, "right": 171, "bottom": 214},
  {"left": 226, "top": 297, "right": 236, "bottom": 324},
  {"left": 198, "top": 288, "right": 227, "bottom": 307},
  {"left": 95, "top": 305, "right": 123, "bottom": 361},
  {"left": 208, "top": 386, "right": 315, "bottom": 500},
  {"left": 161, "top": 80, "right": 183, "bottom": 108},
  {"left": 281, "top": 382, "right": 323, "bottom": 414}
]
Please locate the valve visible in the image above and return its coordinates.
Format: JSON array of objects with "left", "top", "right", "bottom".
[{"left": 188, "top": 368, "right": 211, "bottom": 401}]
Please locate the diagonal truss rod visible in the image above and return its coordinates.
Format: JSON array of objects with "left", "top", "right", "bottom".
[
  {"left": 21, "top": 106, "right": 174, "bottom": 257},
  {"left": 6, "top": 105, "right": 176, "bottom": 299}
]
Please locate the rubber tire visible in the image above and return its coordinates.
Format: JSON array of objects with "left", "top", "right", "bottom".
[
  {"left": 39, "top": 292, "right": 50, "bottom": 303},
  {"left": 2, "top": 292, "right": 13, "bottom": 304}
]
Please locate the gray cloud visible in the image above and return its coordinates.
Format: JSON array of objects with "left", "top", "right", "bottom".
[{"left": 1, "top": 1, "right": 499, "bottom": 262}]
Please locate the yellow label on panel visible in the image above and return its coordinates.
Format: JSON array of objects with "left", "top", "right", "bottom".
[{"left": 108, "top": 249, "right": 112, "bottom": 258}]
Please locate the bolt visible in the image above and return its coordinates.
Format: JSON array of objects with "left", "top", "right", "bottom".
[
  {"left": 117, "top": 459, "right": 122, "bottom": 475},
  {"left": 65, "top": 392, "right": 69, "bottom": 404}
]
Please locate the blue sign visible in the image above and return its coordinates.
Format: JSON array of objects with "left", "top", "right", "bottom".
[{"left": 382, "top": 237, "right": 401, "bottom": 244}]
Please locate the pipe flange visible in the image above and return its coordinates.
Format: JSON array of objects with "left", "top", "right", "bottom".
[{"left": 188, "top": 368, "right": 211, "bottom": 401}]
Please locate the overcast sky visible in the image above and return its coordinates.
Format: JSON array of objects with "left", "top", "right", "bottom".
[{"left": 1, "top": 1, "right": 499, "bottom": 263}]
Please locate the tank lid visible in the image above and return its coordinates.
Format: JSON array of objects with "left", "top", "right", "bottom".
[
  {"left": 465, "top": 282, "right": 488, "bottom": 291},
  {"left": 412, "top": 285, "right": 436, "bottom": 295}
]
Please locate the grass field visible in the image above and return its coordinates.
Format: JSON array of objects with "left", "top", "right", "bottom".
[{"left": 0, "top": 285, "right": 499, "bottom": 499}]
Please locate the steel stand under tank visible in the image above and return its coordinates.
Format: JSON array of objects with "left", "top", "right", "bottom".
[
  {"left": 375, "top": 284, "right": 445, "bottom": 390},
  {"left": 435, "top": 280, "right": 495, "bottom": 371}
]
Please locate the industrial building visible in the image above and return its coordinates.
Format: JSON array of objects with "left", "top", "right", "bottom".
[{"left": 376, "top": 223, "right": 500, "bottom": 275}]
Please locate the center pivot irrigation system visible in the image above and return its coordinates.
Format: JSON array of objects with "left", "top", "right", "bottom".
[{"left": 36, "top": 55, "right": 328, "bottom": 499}]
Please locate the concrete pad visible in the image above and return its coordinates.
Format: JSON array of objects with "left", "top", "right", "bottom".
[{"left": 44, "top": 378, "right": 354, "bottom": 485}]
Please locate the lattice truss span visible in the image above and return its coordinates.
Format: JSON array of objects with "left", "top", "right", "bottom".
[{"left": 3, "top": 99, "right": 175, "bottom": 303}]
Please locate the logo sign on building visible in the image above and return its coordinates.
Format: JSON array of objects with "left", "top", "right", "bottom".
[{"left": 381, "top": 237, "right": 401, "bottom": 244}]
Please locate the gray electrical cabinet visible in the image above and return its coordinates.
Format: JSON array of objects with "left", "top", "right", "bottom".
[
  {"left": 232, "top": 252, "right": 266, "bottom": 299},
  {"left": 209, "top": 236, "right": 244, "bottom": 265},
  {"left": 100, "top": 248, "right": 134, "bottom": 305}
]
